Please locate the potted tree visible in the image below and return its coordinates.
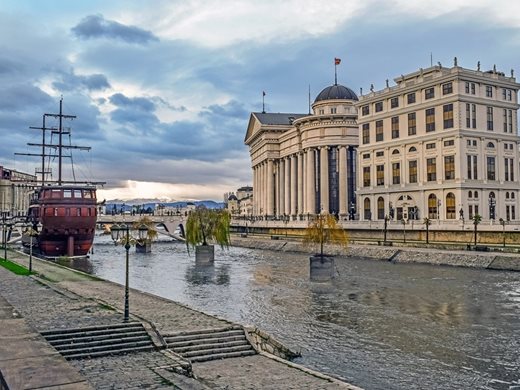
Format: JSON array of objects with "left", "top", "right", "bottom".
[
  {"left": 185, "top": 206, "right": 231, "bottom": 263},
  {"left": 133, "top": 216, "right": 158, "bottom": 253},
  {"left": 304, "top": 212, "right": 348, "bottom": 281},
  {"left": 472, "top": 213, "right": 482, "bottom": 247}
]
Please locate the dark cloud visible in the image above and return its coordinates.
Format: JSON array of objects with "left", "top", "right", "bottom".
[
  {"left": 109, "top": 93, "right": 155, "bottom": 112},
  {"left": 52, "top": 70, "right": 111, "bottom": 92},
  {"left": 71, "top": 14, "right": 159, "bottom": 44}
]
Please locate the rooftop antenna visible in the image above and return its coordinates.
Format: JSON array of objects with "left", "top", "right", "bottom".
[
  {"left": 430, "top": 52, "right": 433, "bottom": 67},
  {"left": 334, "top": 57, "right": 341, "bottom": 85},
  {"left": 308, "top": 84, "right": 311, "bottom": 115},
  {"left": 262, "top": 91, "right": 266, "bottom": 114}
]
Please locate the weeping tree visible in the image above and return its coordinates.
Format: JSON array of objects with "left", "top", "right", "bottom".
[
  {"left": 303, "top": 213, "right": 348, "bottom": 258},
  {"left": 185, "top": 206, "right": 231, "bottom": 254}
]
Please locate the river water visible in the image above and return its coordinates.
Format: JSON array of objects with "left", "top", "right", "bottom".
[{"left": 76, "top": 236, "right": 520, "bottom": 390}]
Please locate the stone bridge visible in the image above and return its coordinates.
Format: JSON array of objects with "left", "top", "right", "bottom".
[{"left": 97, "top": 215, "right": 185, "bottom": 235}]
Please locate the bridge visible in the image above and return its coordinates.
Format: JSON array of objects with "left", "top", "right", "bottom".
[{"left": 96, "top": 215, "right": 186, "bottom": 241}]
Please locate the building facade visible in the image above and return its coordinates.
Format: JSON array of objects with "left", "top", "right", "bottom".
[
  {"left": 0, "top": 165, "right": 36, "bottom": 216},
  {"left": 356, "top": 64, "right": 520, "bottom": 223},
  {"left": 244, "top": 84, "right": 359, "bottom": 219}
]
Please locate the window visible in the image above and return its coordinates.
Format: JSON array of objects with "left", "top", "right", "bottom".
[
  {"left": 364, "top": 198, "right": 371, "bottom": 220},
  {"left": 376, "top": 120, "right": 383, "bottom": 141},
  {"left": 442, "top": 82, "right": 453, "bottom": 95},
  {"left": 376, "top": 164, "right": 384, "bottom": 186},
  {"left": 363, "top": 166, "right": 371, "bottom": 187},
  {"left": 474, "top": 191, "right": 479, "bottom": 198},
  {"left": 361, "top": 105, "right": 369, "bottom": 116},
  {"left": 409, "top": 146, "right": 417, "bottom": 153},
  {"left": 446, "top": 193, "right": 456, "bottom": 219},
  {"left": 443, "top": 104, "right": 454, "bottom": 129},
  {"left": 505, "top": 158, "right": 514, "bottom": 181},
  {"left": 390, "top": 97, "right": 399, "bottom": 109},
  {"left": 503, "top": 88, "right": 513, "bottom": 101},
  {"left": 427, "top": 158, "right": 436, "bottom": 181},
  {"left": 425, "top": 87, "right": 435, "bottom": 99},
  {"left": 330, "top": 107, "right": 337, "bottom": 114},
  {"left": 468, "top": 191, "right": 472, "bottom": 199},
  {"left": 487, "top": 142, "right": 495, "bottom": 148},
  {"left": 362, "top": 123, "right": 370, "bottom": 144},
  {"left": 409, "top": 160, "right": 417, "bottom": 183},
  {"left": 444, "top": 139, "right": 454, "bottom": 147},
  {"left": 465, "top": 82, "right": 476, "bottom": 95},
  {"left": 375, "top": 101, "right": 383, "bottom": 112},
  {"left": 504, "top": 109, "right": 513, "bottom": 133},
  {"left": 466, "top": 103, "right": 476, "bottom": 129},
  {"left": 377, "top": 197, "right": 385, "bottom": 220},
  {"left": 426, "top": 142, "right": 436, "bottom": 149},
  {"left": 376, "top": 151, "right": 384, "bottom": 157},
  {"left": 426, "top": 108, "right": 435, "bottom": 132},
  {"left": 487, "top": 107, "right": 494, "bottom": 130},
  {"left": 444, "top": 155, "right": 455, "bottom": 180},
  {"left": 487, "top": 156, "right": 496, "bottom": 180},
  {"left": 319, "top": 109, "right": 324, "bottom": 115},
  {"left": 486, "top": 85, "right": 493, "bottom": 97},
  {"left": 363, "top": 153, "right": 370, "bottom": 159},
  {"left": 428, "top": 194, "right": 438, "bottom": 219},
  {"left": 392, "top": 162, "right": 400, "bottom": 184},
  {"left": 407, "top": 92, "right": 416, "bottom": 104},
  {"left": 63, "top": 190, "right": 72, "bottom": 198},
  {"left": 467, "top": 155, "right": 478, "bottom": 179},
  {"left": 392, "top": 149, "right": 400, "bottom": 155},
  {"left": 391, "top": 116, "right": 399, "bottom": 139},
  {"left": 408, "top": 112, "right": 416, "bottom": 136}
]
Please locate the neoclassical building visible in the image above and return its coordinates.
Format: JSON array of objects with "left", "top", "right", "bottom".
[
  {"left": 244, "top": 84, "right": 359, "bottom": 219},
  {"left": 356, "top": 63, "right": 520, "bottom": 223},
  {"left": 0, "top": 165, "right": 36, "bottom": 217}
]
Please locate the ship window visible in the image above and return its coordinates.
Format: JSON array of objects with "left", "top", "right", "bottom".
[
  {"left": 76, "top": 208, "right": 81, "bottom": 217},
  {"left": 63, "top": 190, "right": 72, "bottom": 198},
  {"left": 54, "top": 208, "right": 59, "bottom": 216},
  {"left": 51, "top": 189, "right": 62, "bottom": 198},
  {"left": 45, "top": 207, "right": 53, "bottom": 216},
  {"left": 43, "top": 190, "right": 51, "bottom": 198},
  {"left": 74, "top": 190, "right": 82, "bottom": 198},
  {"left": 84, "top": 191, "right": 93, "bottom": 198}
]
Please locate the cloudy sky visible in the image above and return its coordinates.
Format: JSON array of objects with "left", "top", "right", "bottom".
[{"left": 1, "top": 0, "right": 519, "bottom": 201}]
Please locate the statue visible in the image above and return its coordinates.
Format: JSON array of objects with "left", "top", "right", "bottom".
[
  {"left": 386, "top": 79, "right": 389, "bottom": 88},
  {"left": 370, "top": 84, "right": 374, "bottom": 92},
  {"left": 477, "top": 61, "right": 480, "bottom": 71},
  {"left": 493, "top": 64, "right": 497, "bottom": 73},
  {"left": 454, "top": 57, "right": 458, "bottom": 66},
  {"left": 511, "top": 69, "right": 515, "bottom": 77},
  {"left": 437, "top": 61, "right": 442, "bottom": 67},
  {"left": 359, "top": 87, "right": 363, "bottom": 96}
]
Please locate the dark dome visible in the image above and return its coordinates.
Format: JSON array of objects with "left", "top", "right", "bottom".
[
  {"left": 228, "top": 194, "right": 238, "bottom": 201},
  {"left": 314, "top": 84, "right": 358, "bottom": 103}
]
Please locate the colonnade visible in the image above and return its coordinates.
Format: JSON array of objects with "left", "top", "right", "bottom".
[{"left": 253, "top": 146, "right": 352, "bottom": 217}]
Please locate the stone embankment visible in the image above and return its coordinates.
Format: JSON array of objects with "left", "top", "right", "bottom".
[{"left": 231, "top": 235, "right": 520, "bottom": 272}]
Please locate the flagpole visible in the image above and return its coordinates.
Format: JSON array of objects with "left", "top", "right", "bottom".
[
  {"left": 262, "top": 91, "right": 265, "bottom": 113},
  {"left": 335, "top": 63, "right": 337, "bottom": 85}
]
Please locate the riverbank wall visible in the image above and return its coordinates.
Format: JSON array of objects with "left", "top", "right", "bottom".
[{"left": 230, "top": 235, "right": 520, "bottom": 272}]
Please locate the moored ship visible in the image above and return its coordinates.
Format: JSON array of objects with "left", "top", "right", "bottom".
[{"left": 17, "top": 98, "right": 103, "bottom": 257}]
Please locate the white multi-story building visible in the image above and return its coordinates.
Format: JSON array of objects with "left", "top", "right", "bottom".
[
  {"left": 0, "top": 165, "right": 36, "bottom": 216},
  {"left": 356, "top": 63, "right": 520, "bottom": 223}
]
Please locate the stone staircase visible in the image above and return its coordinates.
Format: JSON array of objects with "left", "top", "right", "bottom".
[
  {"left": 41, "top": 322, "right": 155, "bottom": 360},
  {"left": 164, "top": 325, "right": 256, "bottom": 363}
]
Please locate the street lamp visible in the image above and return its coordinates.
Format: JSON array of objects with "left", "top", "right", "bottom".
[
  {"left": 499, "top": 218, "right": 507, "bottom": 247},
  {"left": 111, "top": 223, "right": 149, "bottom": 322},
  {"left": 24, "top": 223, "right": 39, "bottom": 273},
  {"left": 402, "top": 218, "right": 406, "bottom": 243}
]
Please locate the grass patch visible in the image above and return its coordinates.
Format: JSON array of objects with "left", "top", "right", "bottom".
[{"left": 0, "top": 258, "right": 31, "bottom": 275}]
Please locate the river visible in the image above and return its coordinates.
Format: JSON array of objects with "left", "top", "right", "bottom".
[{"left": 74, "top": 236, "right": 520, "bottom": 390}]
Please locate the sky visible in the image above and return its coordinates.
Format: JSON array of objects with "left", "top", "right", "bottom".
[{"left": 1, "top": 0, "right": 519, "bottom": 201}]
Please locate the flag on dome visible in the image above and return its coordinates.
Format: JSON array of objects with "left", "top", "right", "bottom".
[{"left": 335, "top": 58, "right": 341, "bottom": 65}]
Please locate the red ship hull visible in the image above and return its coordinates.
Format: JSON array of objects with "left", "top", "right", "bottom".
[{"left": 29, "top": 186, "right": 98, "bottom": 257}]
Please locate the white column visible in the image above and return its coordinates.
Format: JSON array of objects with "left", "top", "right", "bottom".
[
  {"left": 267, "top": 159, "right": 274, "bottom": 216},
  {"left": 253, "top": 166, "right": 258, "bottom": 215},
  {"left": 306, "top": 149, "right": 315, "bottom": 214},
  {"left": 339, "top": 146, "right": 347, "bottom": 215},
  {"left": 297, "top": 152, "right": 304, "bottom": 215},
  {"left": 302, "top": 151, "right": 307, "bottom": 214},
  {"left": 279, "top": 159, "right": 285, "bottom": 216},
  {"left": 290, "top": 154, "right": 297, "bottom": 215},
  {"left": 260, "top": 163, "right": 265, "bottom": 215},
  {"left": 320, "top": 147, "right": 329, "bottom": 213},
  {"left": 284, "top": 157, "right": 290, "bottom": 215}
]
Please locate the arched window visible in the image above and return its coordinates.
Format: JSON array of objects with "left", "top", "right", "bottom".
[
  {"left": 364, "top": 198, "right": 372, "bottom": 220},
  {"left": 377, "top": 197, "right": 385, "bottom": 219},
  {"left": 392, "top": 149, "right": 400, "bottom": 155},
  {"left": 487, "top": 142, "right": 495, "bottom": 148},
  {"left": 512, "top": 192, "right": 516, "bottom": 199},
  {"left": 506, "top": 192, "right": 510, "bottom": 199},
  {"left": 468, "top": 191, "right": 472, "bottom": 199},
  {"left": 409, "top": 146, "right": 417, "bottom": 153},
  {"left": 474, "top": 191, "right": 479, "bottom": 198},
  {"left": 446, "top": 193, "right": 456, "bottom": 219},
  {"left": 428, "top": 194, "right": 438, "bottom": 219}
]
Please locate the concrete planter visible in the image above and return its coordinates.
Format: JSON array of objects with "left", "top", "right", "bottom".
[
  {"left": 136, "top": 241, "right": 152, "bottom": 253},
  {"left": 195, "top": 244, "right": 215, "bottom": 264},
  {"left": 309, "top": 255, "right": 335, "bottom": 281}
]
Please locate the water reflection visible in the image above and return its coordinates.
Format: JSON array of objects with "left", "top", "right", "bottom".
[{"left": 80, "top": 237, "right": 520, "bottom": 390}]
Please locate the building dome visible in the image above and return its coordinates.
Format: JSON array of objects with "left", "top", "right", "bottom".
[
  {"left": 228, "top": 194, "right": 238, "bottom": 201},
  {"left": 314, "top": 84, "right": 358, "bottom": 103}
]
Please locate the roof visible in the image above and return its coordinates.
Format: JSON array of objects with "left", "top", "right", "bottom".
[
  {"left": 253, "top": 112, "right": 307, "bottom": 126},
  {"left": 314, "top": 84, "right": 358, "bottom": 103}
]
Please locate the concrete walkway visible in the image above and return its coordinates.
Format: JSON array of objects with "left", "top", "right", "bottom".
[{"left": 0, "top": 250, "right": 361, "bottom": 390}]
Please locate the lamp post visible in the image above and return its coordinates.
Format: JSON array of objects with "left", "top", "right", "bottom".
[
  {"left": 499, "top": 218, "right": 506, "bottom": 248},
  {"left": 24, "top": 223, "right": 39, "bottom": 273},
  {"left": 111, "top": 223, "right": 148, "bottom": 322},
  {"left": 383, "top": 215, "right": 389, "bottom": 243},
  {"left": 402, "top": 218, "right": 406, "bottom": 243}
]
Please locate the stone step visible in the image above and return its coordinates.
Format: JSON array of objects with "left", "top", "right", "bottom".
[
  {"left": 64, "top": 345, "right": 155, "bottom": 360},
  {"left": 59, "top": 340, "right": 153, "bottom": 357},
  {"left": 166, "top": 334, "right": 247, "bottom": 348},
  {"left": 181, "top": 344, "right": 254, "bottom": 359},
  {"left": 42, "top": 326, "right": 145, "bottom": 340},
  {"left": 48, "top": 330, "right": 147, "bottom": 346},
  {"left": 172, "top": 339, "right": 249, "bottom": 353},
  {"left": 50, "top": 335, "right": 151, "bottom": 351},
  {"left": 165, "top": 325, "right": 242, "bottom": 338},
  {"left": 189, "top": 349, "right": 257, "bottom": 363},
  {"left": 41, "top": 322, "right": 142, "bottom": 336},
  {"left": 164, "top": 329, "right": 244, "bottom": 344}
]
